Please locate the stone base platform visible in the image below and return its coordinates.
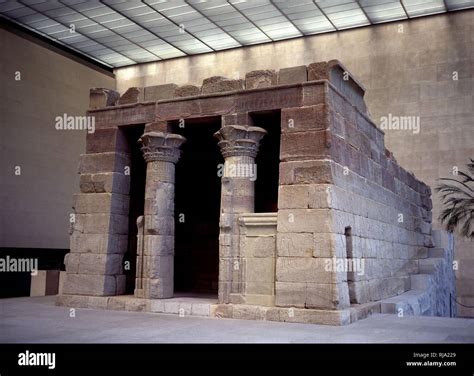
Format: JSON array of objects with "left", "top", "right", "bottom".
[{"left": 56, "top": 294, "right": 381, "bottom": 326}]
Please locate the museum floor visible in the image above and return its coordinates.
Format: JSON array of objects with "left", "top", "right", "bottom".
[{"left": 1, "top": 296, "right": 473, "bottom": 343}]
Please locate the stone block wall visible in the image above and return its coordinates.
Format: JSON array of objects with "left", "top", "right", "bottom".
[
  {"left": 63, "top": 97, "right": 132, "bottom": 296},
  {"left": 276, "top": 61, "right": 433, "bottom": 310}
]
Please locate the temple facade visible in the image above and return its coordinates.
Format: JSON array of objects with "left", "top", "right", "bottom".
[{"left": 57, "top": 60, "right": 455, "bottom": 325}]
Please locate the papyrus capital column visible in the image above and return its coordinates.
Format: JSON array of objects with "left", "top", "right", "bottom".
[
  {"left": 214, "top": 124, "right": 267, "bottom": 303},
  {"left": 135, "top": 131, "right": 186, "bottom": 299}
]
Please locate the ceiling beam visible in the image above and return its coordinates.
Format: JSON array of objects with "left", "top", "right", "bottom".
[
  {"left": 184, "top": 0, "right": 243, "bottom": 47},
  {"left": 400, "top": 0, "right": 411, "bottom": 18},
  {"left": 59, "top": 0, "right": 163, "bottom": 61},
  {"left": 226, "top": 0, "right": 274, "bottom": 42},
  {"left": 269, "top": 0, "right": 305, "bottom": 36},
  {"left": 100, "top": 0, "right": 189, "bottom": 57},
  {"left": 442, "top": 0, "right": 449, "bottom": 12},
  {"left": 312, "top": 0, "right": 338, "bottom": 31},
  {"left": 143, "top": 0, "right": 216, "bottom": 52},
  {"left": 355, "top": 0, "right": 373, "bottom": 24},
  {"left": 17, "top": 0, "right": 137, "bottom": 65}
]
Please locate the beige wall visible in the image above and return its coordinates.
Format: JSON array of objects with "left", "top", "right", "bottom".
[
  {"left": 115, "top": 11, "right": 473, "bottom": 316},
  {"left": 0, "top": 27, "right": 115, "bottom": 249}
]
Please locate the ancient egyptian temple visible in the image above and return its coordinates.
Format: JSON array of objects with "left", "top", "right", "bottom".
[{"left": 57, "top": 60, "right": 454, "bottom": 325}]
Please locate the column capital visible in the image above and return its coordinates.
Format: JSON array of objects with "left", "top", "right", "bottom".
[
  {"left": 214, "top": 125, "right": 267, "bottom": 158},
  {"left": 138, "top": 131, "right": 186, "bottom": 163}
]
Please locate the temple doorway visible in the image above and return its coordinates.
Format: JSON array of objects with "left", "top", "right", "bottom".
[{"left": 172, "top": 117, "right": 221, "bottom": 295}]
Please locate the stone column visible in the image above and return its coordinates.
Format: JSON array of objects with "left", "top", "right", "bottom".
[
  {"left": 134, "top": 131, "right": 186, "bottom": 299},
  {"left": 214, "top": 125, "right": 267, "bottom": 303}
]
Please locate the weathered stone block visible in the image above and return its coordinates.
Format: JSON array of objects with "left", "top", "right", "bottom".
[
  {"left": 62, "top": 274, "right": 124, "bottom": 296},
  {"left": 144, "top": 84, "right": 178, "bottom": 101},
  {"left": 149, "top": 300, "right": 165, "bottom": 313},
  {"left": 78, "top": 152, "right": 131, "bottom": 174},
  {"left": 191, "top": 303, "right": 211, "bottom": 316},
  {"left": 164, "top": 301, "right": 180, "bottom": 314},
  {"left": 279, "top": 160, "right": 334, "bottom": 185},
  {"left": 241, "top": 236, "right": 275, "bottom": 258},
  {"left": 306, "top": 282, "right": 349, "bottom": 309},
  {"left": 78, "top": 253, "right": 123, "bottom": 275},
  {"left": 73, "top": 193, "right": 129, "bottom": 215},
  {"left": 70, "top": 233, "right": 128, "bottom": 254},
  {"left": 64, "top": 253, "right": 80, "bottom": 274},
  {"left": 118, "top": 87, "right": 143, "bottom": 105},
  {"left": 71, "top": 213, "right": 129, "bottom": 235},
  {"left": 147, "top": 277, "right": 173, "bottom": 298},
  {"left": 281, "top": 104, "right": 329, "bottom": 133},
  {"left": 125, "top": 299, "right": 147, "bottom": 312},
  {"left": 278, "top": 65, "right": 307, "bottom": 85},
  {"left": 285, "top": 307, "right": 351, "bottom": 325},
  {"left": 348, "top": 280, "right": 370, "bottom": 304},
  {"left": 244, "top": 281, "right": 275, "bottom": 296},
  {"left": 275, "top": 282, "right": 305, "bottom": 307},
  {"left": 232, "top": 305, "right": 259, "bottom": 320},
  {"left": 235, "top": 86, "right": 303, "bottom": 112},
  {"left": 313, "top": 232, "right": 345, "bottom": 258},
  {"left": 86, "top": 128, "right": 130, "bottom": 154},
  {"left": 80, "top": 173, "right": 130, "bottom": 195},
  {"left": 276, "top": 257, "right": 343, "bottom": 284},
  {"left": 277, "top": 232, "right": 313, "bottom": 257},
  {"left": 56, "top": 294, "right": 90, "bottom": 308},
  {"left": 107, "top": 297, "right": 126, "bottom": 311},
  {"left": 277, "top": 209, "right": 333, "bottom": 233},
  {"left": 244, "top": 257, "right": 275, "bottom": 283},
  {"left": 307, "top": 62, "right": 329, "bottom": 81},
  {"left": 213, "top": 303, "right": 233, "bottom": 318},
  {"left": 201, "top": 76, "right": 244, "bottom": 93},
  {"left": 245, "top": 69, "right": 277, "bottom": 89},
  {"left": 281, "top": 183, "right": 303, "bottom": 209},
  {"left": 174, "top": 84, "right": 201, "bottom": 97},
  {"left": 280, "top": 129, "right": 330, "bottom": 161},
  {"left": 89, "top": 88, "right": 119, "bottom": 109}
]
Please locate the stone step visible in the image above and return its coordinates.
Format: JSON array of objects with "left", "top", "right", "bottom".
[
  {"left": 380, "top": 290, "right": 431, "bottom": 316},
  {"left": 428, "top": 247, "right": 445, "bottom": 258},
  {"left": 149, "top": 299, "right": 213, "bottom": 317},
  {"left": 418, "top": 257, "right": 444, "bottom": 274},
  {"left": 432, "top": 229, "right": 450, "bottom": 250},
  {"left": 410, "top": 274, "right": 432, "bottom": 290}
]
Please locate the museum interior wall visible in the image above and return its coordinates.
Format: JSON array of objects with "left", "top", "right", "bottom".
[
  {"left": 0, "top": 26, "right": 115, "bottom": 296},
  {"left": 114, "top": 11, "right": 474, "bottom": 317},
  {"left": 0, "top": 27, "right": 115, "bottom": 249}
]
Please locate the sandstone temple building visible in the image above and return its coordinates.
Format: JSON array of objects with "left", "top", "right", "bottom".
[{"left": 57, "top": 60, "right": 455, "bottom": 325}]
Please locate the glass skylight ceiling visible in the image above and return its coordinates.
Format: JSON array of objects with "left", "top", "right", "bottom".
[{"left": 1, "top": 0, "right": 472, "bottom": 68}]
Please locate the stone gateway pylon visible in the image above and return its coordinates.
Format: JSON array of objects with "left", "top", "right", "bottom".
[{"left": 58, "top": 60, "right": 455, "bottom": 325}]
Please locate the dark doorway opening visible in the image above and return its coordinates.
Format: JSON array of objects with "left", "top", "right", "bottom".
[
  {"left": 120, "top": 125, "right": 146, "bottom": 294},
  {"left": 250, "top": 111, "right": 281, "bottom": 213},
  {"left": 172, "top": 117, "right": 221, "bottom": 295}
]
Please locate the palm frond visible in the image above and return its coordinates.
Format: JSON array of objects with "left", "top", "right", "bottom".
[{"left": 436, "top": 159, "right": 474, "bottom": 239}]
